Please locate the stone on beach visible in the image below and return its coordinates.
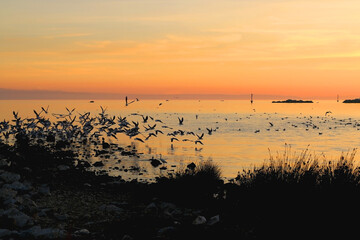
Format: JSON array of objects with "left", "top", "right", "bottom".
[
  {"left": 192, "top": 215, "right": 207, "bottom": 225},
  {"left": 0, "top": 171, "right": 21, "bottom": 183}
]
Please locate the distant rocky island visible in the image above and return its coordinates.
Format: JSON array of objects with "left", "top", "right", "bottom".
[
  {"left": 272, "top": 99, "right": 313, "bottom": 103},
  {"left": 343, "top": 98, "right": 360, "bottom": 103}
]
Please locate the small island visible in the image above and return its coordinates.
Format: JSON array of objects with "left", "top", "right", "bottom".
[
  {"left": 343, "top": 98, "right": 360, "bottom": 103},
  {"left": 272, "top": 99, "right": 313, "bottom": 103}
]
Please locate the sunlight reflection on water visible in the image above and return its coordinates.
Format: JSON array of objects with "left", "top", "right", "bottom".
[{"left": 1, "top": 99, "right": 360, "bottom": 181}]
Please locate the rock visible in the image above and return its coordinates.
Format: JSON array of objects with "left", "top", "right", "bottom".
[
  {"left": 23, "top": 226, "right": 66, "bottom": 239},
  {"left": 57, "top": 165, "right": 70, "bottom": 171},
  {"left": 187, "top": 162, "right": 196, "bottom": 171},
  {"left": 145, "top": 202, "right": 158, "bottom": 215},
  {"left": 38, "top": 185, "right": 51, "bottom": 196},
  {"left": 0, "top": 171, "right": 20, "bottom": 183},
  {"left": 99, "top": 204, "right": 123, "bottom": 215},
  {"left": 3, "top": 208, "right": 33, "bottom": 228},
  {"left": 93, "top": 161, "right": 104, "bottom": 167},
  {"left": 0, "top": 229, "right": 12, "bottom": 238},
  {"left": 0, "top": 188, "right": 17, "bottom": 200},
  {"left": 122, "top": 235, "right": 133, "bottom": 240},
  {"left": 0, "top": 159, "right": 10, "bottom": 168},
  {"left": 192, "top": 216, "right": 207, "bottom": 225},
  {"left": 157, "top": 226, "right": 176, "bottom": 237},
  {"left": 74, "top": 229, "right": 90, "bottom": 235},
  {"left": 4, "top": 181, "right": 31, "bottom": 191},
  {"left": 54, "top": 213, "right": 68, "bottom": 221},
  {"left": 207, "top": 215, "right": 220, "bottom": 226}
]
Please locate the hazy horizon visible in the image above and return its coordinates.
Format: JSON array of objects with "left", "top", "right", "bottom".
[{"left": 0, "top": 88, "right": 353, "bottom": 101}]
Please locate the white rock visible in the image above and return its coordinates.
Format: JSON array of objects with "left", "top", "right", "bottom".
[
  {"left": 192, "top": 216, "right": 207, "bottom": 225},
  {"left": 0, "top": 159, "right": 10, "bottom": 167},
  {"left": 57, "top": 165, "right": 70, "bottom": 171},
  {"left": 0, "top": 171, "right": 20, "bottom": 183},
  {"left": 74, "top": 229, "right": 90, "bottom": 235},
  {"left": 207, "top": 215, "right": 220, "bottom": 226}
]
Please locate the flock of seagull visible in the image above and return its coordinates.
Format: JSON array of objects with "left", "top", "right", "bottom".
[
  {"left": 0, "top": 106, "right": 214, "bottom": 148},
  {"left": 1, "top": 101, "right": 360, "bottom": 179}
]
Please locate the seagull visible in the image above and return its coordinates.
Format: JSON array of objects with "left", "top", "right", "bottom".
[
  {"left": 196, "top": 133, "right": 204, "bottom": 140},
  {"left": 325, "top": 111, "right": 332, "bottom": 116},
  {"left": 269, "top": 122, "right": 273, "bottom": 127},
  {"left": 178, "top": 117, "right": 184, "bottom": 125},
  {"left": 134, "top": 137, "right": 144, "bottom": 143},
  {"left": 142, "top": 115, "right": 149, "bottom": 123},
  {"left": 195, "top": 140, "right": 204, "bottom": 145},
  {"left": 159, "top": 154, "right": 167, "bottom": 163},
  {"left": 155, "top": 130, "right": 164, "bottom": 135},
  {"left": 41, "top": 106, "right": 49, "bottom": 114},
  {"left": 171, "top": 137, "right": 179, "bottom": 142}
]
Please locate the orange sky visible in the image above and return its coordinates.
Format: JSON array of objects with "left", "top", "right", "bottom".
[{"left": 1, "top": 0, "right": 360, "bottom": 99}]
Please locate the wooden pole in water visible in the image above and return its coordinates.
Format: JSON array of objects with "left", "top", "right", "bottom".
[
  {"left": 251, "top": 93, "right": 253, "bottom": 104},
  {"left": 337, "top": 95, "right": 339, "bottom": 102}
]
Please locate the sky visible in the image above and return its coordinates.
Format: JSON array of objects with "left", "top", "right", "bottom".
[{"left": 1, "top": 0, "right": 360, "bottom": 99}]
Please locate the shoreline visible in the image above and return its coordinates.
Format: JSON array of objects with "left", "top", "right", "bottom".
[{"left": 1, "top": 141, "right": 360, "bottom": 239}]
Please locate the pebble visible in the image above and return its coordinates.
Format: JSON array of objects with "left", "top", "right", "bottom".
[
  {"left": 4, "top": 181, "right": 31, "bottom": 191},
  {"left": 74, "top": 228, "right": 90, "bottom": 235},
  {"left": 0, "top": 171, "right": 21, "bottom": 183},
  {"left": 38, "top": 185, "right": 51, "bottom": 196},
  {"left": 57, "top": 165, "right": 70, "bottom": 171},
  {"left": 99, "top": 204, "right": 123, "bottom": 215},
  {"left": 193, "top": 216, "right": 207, "bottom": 225},
  {"left": 0, "top": 229, "right": 12, "bottom": 238},
  {"left": 2, "top": 208, "right": 34, "bottom": 228},
  {"left": 22, "top": 226, "right": 66, "bottom": 239},
  {"left": 157, "top": 226, "right": 176, "bottom": 237},
  {"left": 207, "top": 215, "right": 220, "bottom": 226},
  {"left": 145, "top": 202, "right": 158, "bottom": 215}
]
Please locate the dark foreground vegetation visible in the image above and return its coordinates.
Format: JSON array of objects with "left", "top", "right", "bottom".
[{"left": 1, "top": 138, "right": 360, "bottom": 239}]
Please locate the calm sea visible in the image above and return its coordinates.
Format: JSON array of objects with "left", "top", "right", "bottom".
[{"left": 1, "top": 99, "right": 360, "bottom": 181}]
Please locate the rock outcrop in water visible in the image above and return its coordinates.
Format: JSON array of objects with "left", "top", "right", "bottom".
[
  {"left": 343, "top": 98, "right": 360, "bottom": 103},
  {"left": 272, "top": 99, "right": 313, "bottom": 103}
]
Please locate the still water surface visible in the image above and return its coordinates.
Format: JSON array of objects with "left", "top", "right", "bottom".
[{"left": 1, "top": 100, "right": 360, "bottom": 181}]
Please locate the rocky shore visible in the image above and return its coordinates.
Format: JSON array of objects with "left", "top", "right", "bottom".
[
  {"left": 0, "top": 142, "right": 230, "bottom": 240},
  {"left": 2, "top": 138, "right": 360, "bottom": 239}
]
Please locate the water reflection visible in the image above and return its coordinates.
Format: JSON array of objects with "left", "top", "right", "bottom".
[{"left": 1, "top": 100, "right": 360, "bottom": 181}]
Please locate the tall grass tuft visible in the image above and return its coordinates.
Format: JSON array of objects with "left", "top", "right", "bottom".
[
  {"left": 222, "top": 146, "right": 360, "bottom": 238},
  {"left": 235, "top": 145, "right": 360, "bottom": 189}
]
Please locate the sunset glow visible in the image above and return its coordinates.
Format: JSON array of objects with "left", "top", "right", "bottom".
[{"left": 1, "top": 0, "right": 360, "bottom": 98}]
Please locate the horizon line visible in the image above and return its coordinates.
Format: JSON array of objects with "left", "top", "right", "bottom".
[{"left": 0, "top": 88, "right": 351, "bottom": 101}]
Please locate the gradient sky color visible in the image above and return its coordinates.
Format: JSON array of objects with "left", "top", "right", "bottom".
[{"left": 1, "top": 0, "right": 360, "bottom": 99}]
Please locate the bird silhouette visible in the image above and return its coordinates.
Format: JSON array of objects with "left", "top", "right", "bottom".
[{"left": 195, "top": 140, "right": 203, "bottom": 145}]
